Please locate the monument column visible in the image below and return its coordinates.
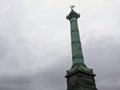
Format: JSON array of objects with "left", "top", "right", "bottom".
[
  {"left": 65, "top": 6, "right": 97, "bottom": 90},
  {"left": 67, "top": 8, "right": 84, "bottom": 65}
]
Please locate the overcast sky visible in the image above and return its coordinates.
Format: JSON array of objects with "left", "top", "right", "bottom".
[{"left": 0, "top": 0, "right": 120, "bottom": 90}]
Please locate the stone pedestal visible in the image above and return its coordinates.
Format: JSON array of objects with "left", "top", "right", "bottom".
[{"left": 66, "top": 71, "right": 97, "bottom": 90}]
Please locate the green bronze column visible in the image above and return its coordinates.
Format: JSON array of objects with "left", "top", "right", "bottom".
[
  {"left": 66, "top": 8, "right": 94, "bottom": 76},
  {"left": 65, "top": 8, "right": 97, "bottom": 90},
  {"left": 67, "top": 9, "right": 84, "bottom": 65}
]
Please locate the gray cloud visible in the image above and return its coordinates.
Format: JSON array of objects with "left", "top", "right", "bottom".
[
  {"left": 83, "top": 36, "right": 120, "bottom": 90},
  {"left": 0, "top": 56, "right": 70, "bottom": 90},
  {"left": 0, "top": 0, "right": 120, "bottom": 90}
]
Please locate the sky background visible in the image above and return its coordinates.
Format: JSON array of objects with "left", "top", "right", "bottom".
[{"left": 0, "top": 0, "right": 120, "bottom": 90}]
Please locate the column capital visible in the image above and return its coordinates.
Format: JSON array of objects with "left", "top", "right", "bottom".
[{"left": 66, "top": 9, "right": 80, "bottom": 20}]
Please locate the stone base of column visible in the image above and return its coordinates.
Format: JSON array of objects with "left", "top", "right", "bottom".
[{"left": 66, "top": 71, "right": 97, "bottom": 90}]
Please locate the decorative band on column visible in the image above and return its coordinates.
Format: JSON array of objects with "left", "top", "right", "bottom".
[
  {"left": 71, "top": 29, "right": 79, "bottom": 33},
  {"left": 72, "top": 54, "right": 83, "bottom": 60},
  {"left": 72, "top": 40, "right": 80, "bottom": 45}
]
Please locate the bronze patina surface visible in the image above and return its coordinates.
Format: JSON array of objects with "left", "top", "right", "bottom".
[{"left": 66, "top": 8, "right": 97, "bottom": 90}]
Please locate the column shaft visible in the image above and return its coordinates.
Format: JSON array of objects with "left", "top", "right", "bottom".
[{"left": 70, "top": 17, "right": 84, "bottom": 64}]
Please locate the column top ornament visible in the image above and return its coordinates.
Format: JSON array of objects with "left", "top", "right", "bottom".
[
  {"left": 66, "top": 6, "right": 80, "bottom": 20},
  {"left": 70, "top": 5, "right": 75, "bottom": 10}
]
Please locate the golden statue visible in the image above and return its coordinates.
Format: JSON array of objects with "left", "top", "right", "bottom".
[{"left": 70, "top": 5, "right": 75, "bottom": 9}]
